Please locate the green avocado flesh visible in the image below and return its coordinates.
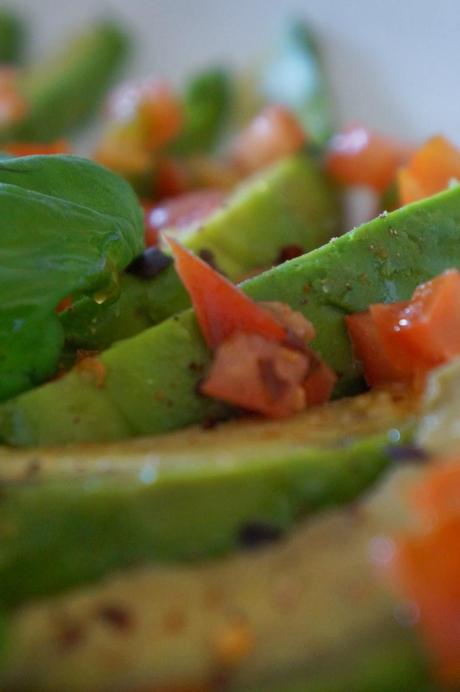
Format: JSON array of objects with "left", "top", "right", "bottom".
[
  {"left": 61, "top": 154, "right": 341, "bottom": 350},
  {"left": 3, "top": 186, "right": 460, "bottom": 447},
  {"left": 0, "top": 388, "right": 417, "bottom": 607},
  {"left": 0, "top": 465, "right": 433, "bottom": 691},
  {"left": 0, "top": 21, "right": 128, "bottom": 143}
]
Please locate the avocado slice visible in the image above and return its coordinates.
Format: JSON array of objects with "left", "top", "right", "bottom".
[
  {"left": 0, "top": 21, "right": 129, "bottom": 143},
  {"left": 61, "top": 153, "right": 341, "bottom": 350},
  {"left": 0, "top": 387, "right": 417, "bottom": 606},
  {"left": 3, "top": 185, "right": 460, "bottom": 447},
  {"left": 0, "top": 465, "right": 434, "bottom": 691},
  {"left": 170, "top": 67, "right": 233, "bottom": 155},
  {"left": 0, "top": 9, "right": 24, "bottom": 64}
]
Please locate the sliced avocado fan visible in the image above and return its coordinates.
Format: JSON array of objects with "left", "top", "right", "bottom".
[
  {"left": 3, "top": 185, "right": 460, "bottom": 447},
  {"left": 61, "top": 153, "right": 342, "bottom": 351},
  {"left": 0, "top": 462, "right": 433, "bottom": 691},
  {"left": 0, "top": 386, "right": 418, "bottom": 607}
]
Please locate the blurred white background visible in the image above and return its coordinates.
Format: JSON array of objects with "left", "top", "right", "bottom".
[{"left": 11, "top": 0, "right": 460, "bottom": 141}]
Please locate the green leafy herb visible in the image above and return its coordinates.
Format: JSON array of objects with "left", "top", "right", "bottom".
[{"left": 0, "top": 154, "right": 143, "bottom": 402}]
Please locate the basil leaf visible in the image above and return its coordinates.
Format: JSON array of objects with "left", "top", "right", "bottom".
[
  {"left": 262, "top": 19, "right": 334, "bottom": 144},
  {"left": 0, "top": 154, "right": 143, "bottom": 402}
]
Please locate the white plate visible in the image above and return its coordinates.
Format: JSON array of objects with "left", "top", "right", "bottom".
[{"left": 12, "top": 0, "right": 460, "bottom": 142}]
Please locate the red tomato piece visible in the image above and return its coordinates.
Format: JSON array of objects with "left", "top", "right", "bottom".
[
  {"left": 145, "top": 190, "right": 225, "bottom": 247},
  {"left": 368, "top": 301, "right": 413, "bottom": 375},
  {"left": 232, "top": 105, "right": 305, "bottom": 174},
  {"left": 345, "top": 310, "right": 407, "bottom": 386},
  {"left": 326, "top": 124, "right": 411, "bottom": 192},
  {"left": 4, "top": 140, "right": 71, "bottom": 157},
  {"left": 55, "top": 295, "right": 73, "bottom": 314},
  {"left": 155, "top": 157, "right": 190, "bottom": 199},
  {"left": 396, "top": 269, "right": 460, "bottom": 365},
  {"left": 167, "top": 237, "right": 287, "bottom": 348},
  {"left": 0, "top": 68, "right": 27, "bottom": 126},
  {"left": 391, "top": 459, "right": 460, "bottom": 685},
  {"left": 303, "top": 357, "right": 337, "bottom": 407},
  {"left": 411, "top": 457, "right": 460, "bottom": 522},
  {"left": 201, "top": 332, "right": 308, "bottom": 418},
  {"left": 398, "top": 136, "right": 460, "bottom": 206},
  {"left": 394, "top": 517, "right": 460, "bottom": 685},
  {"left": 346, "top": 270, "right": 460, "bottom": 386},
  {"left": 108, "top": 78, "right": 183, "bottom": 150}
]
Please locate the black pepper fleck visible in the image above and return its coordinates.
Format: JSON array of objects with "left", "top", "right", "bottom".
[
  {"left": 385, "top": 444, "right": 429, "bottom": 464},
  {"left": 238, "top": 522, "right": 283, "bottom": 548},
  {"left": 198, "top": 249, "right": 226, "bottom": 275},
  {"left": 126, "top": 247, "right": 172, "bottom": 279}
]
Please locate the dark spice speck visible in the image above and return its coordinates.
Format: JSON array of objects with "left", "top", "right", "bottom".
[
  {"left": 96, "top": 604, "right": 134, "bottom": 631},
  {"left": 126, "top": 247, "right": 172, "bottom": 280},
  {"left": 385, "top": 444, "right": 429, "bottom": 464},
  {"left": 198, "top": 249, "right": 226, "bottom": 275},
  {"left": 276, "top": 244, "right": 303, "bottom": 264},
  {"left": 56, "top": 620, "right": 85, "bottom": 652},
  {"left": 239, "top": 522, "right": 283, "bottom": 548}
]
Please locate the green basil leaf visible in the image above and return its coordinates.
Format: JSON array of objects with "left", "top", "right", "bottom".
[{"left": 0, "top": 154, "right": 143, "bottom": 402}]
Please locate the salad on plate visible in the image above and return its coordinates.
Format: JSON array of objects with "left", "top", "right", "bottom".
[{"left": 0, "top": 8, "right": 460, "bottom": 691}]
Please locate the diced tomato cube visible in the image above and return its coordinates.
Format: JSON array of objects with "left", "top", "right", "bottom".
[
  {"left": 145, "top": 189, "right": 224, "bottom": 247},
  {"left": 303, "top": 357, "right": 337, "bottom": 406},
  {"left": 201, "top": 332, "right": 308, "bottom": 418},
  {"left": 398, "top": 136, "right": 460, "bottom": 205},
  {"left": 390, "top": 459, "right": 460, "bottom": 685},
  {"left": 345, "top": 310, "right": 407, "bottom": 386},
  {"left": 326, "top": 124, "right": 411, "bottom": 192},
  {"left": 396, "top": 270, "right": 460, "bottom": 365},
  {"left": 232, "top": 105, "right": 305, "bottom": 174}
]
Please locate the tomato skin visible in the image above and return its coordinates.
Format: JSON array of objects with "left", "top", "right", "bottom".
[
  {"left": 390, "top": 459, "right": 460, "bottom": 685},
  {"left": 201, "top": 332, "right": 308, "bottom": 418},
  {"left": 0, "top": 68, "right": 27, "bottom": 126},
  {"left": 368, "top": 301, "right": 413, "bottom": 375},
  {"left": 55, "top": 295, "right": 73, "bottom": 314},
  {"left": 232, "top": 105, "right": 305, "bottom": 174},
  {"left": 303, "top": 357, "right": 337, "bottom": 407},
  {"left": 396, "top": 270, "right": 460, "bottom": 365},
  {"left": 167, "top": 237, "right": 287, "bottom": 348},
  {"left": 155, "top": 157, "right": 190, "bottom": 199},
  {"left": 107, "top": 78, "right": 183, "bottom": 150},
  {"left": 326, "top": 124, "right": 411, "bottom": 192},
  {"left": 346, "top": 270, "right": 460, "bottom": 386},
  {"left": 4, "top": 140, "right": 71, "bottom": 156},
  {"left": 345, "top": 310, "right": 406, "bottom": 386},
  {"left": 145, "top": 189, "right": 225, "bottom": 248},
  {"left": 398, "top": 136, "right": 460, "bottom": 206},
  {"left": 168, "top": 239, "right": 335, "bottom": 415}
]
